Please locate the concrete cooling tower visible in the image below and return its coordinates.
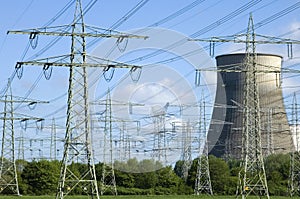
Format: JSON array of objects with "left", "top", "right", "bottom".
[{"left": 207, "top": 53, "right": 294, "bottom": 159}]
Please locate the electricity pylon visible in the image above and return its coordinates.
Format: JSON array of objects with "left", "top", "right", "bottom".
[
  {"left": 191, "top": 13, "right": 300, "bottom": 198},
  {"left": 237, "top": 15, "right": 269, "bottom": 199},
  {"left": 0, "top": 80, "right": 19, "bottom": 195},
  {"left": 7, "top": 0, "right": 146, "bottom": 198},
  {"left": 182, "top": 121, "right": 192, "bottom": 181},
  {"left": 50, "top": 118, "right": 57, "bottom": 160},
  {"left": 90, "top": 99, "right": 143, "bottom": 162},
  {"left": 120, "top": 122, "right": 131, "bottom": 161},
  {"left": 289, "top": 93, "right": 300, "bottom": 196},
  {"left": 100, "top": 90, "right": 117, "bottom": 196},
  {"left": 151, "top": 103, "right": 168, "bottom": 163},
  {"left": 265, "top": 108, "right": 274, "bottom": 156},
  {"left": 0, "top": 79, "right": 46, "bottom": 195},
  {"left": 195, "top": 97, "right": 213, "bottom": 195}
]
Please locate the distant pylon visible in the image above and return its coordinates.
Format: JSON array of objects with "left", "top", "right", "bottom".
[
  {"left": 0, "top": 80, "right": 19, "bottom": 195},
  {"left": 195, "top": 96, "right": 213, "bottom": 195},
  {"left": 0, "top": 79, "right": 46, "bottom": 195},
  {"left": 152, "top": 109, "right": 167, "bottom": 163},
  {"left": 289, "top": 93, "right": 300, "bottom": 196},
  {"left": 50, "top": 118, "right": 57, "bottom": 160},
  {"left": 181, "top": 121, "right": 192, "bottom": 181},
  {"left": 266, "top": 108, "right": 274, "bottom": 156},
  {"left": 237, "top": 14, "right": 269, "bottom": 199},
  {"left": 120, "top": 122, "right": 130, "bottom": 161},
  {"left": 100, "top": 89, "right": 117, "bottom": 196}
]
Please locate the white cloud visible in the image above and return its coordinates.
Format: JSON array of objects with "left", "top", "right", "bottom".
[
  {"left": 288, "top": 21, "right": 300, "bottom": 39},
  {"left": 291, "top": 125, "right": 300, "bottom": 151}
]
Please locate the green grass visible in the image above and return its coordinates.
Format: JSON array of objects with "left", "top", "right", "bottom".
[{"left": 1, "top": 196, "right": 300, "bottom": 199}]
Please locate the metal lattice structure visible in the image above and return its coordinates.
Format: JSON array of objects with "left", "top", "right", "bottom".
[
  {"left": 50, "top": 118, "right": 57, "bottom": 161},
  {"left": 191, "top": 13, "right": 300, "bottom": 198},
  {"left": 289, "top": 93, "right": 300, "bottom": 196},
  {"left": 236, "top": 14, "right": 269, "bottom": 199},
  {"left": 122, "top": 123, "right": 131, "bottom": 161},
  {"left": 55, "top": 1, "right": 100, "bottom": 197},
  {"left": 151, "top": 105, "right": 168, "bottom": 163},
  {"left": 181, "top": 122, "right": 192, "bottom": 181},
  {"left": 0, "top": 80, "right": 46, "bottom": 195},
  {"left": 7, "top": 0, "right": 146, "bottom": 198},
  {"left": 265, "top": 108, "right": 274, "bottom": 156},
  {"left": 0, "top": 80, "right": 19, "bottom": 195},
  {"left": 100, "top": 90, "right": 117, "bottom": 196},
  {"left": 194, "top": 98, "right": 213, "bottom": 195}
]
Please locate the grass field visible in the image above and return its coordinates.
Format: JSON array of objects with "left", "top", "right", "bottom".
[{"left": 1, "top": 196, "right": 300, "bottom": 199}]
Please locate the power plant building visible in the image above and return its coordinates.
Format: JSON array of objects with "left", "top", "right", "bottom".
[{"left": 207, "top": 53, "right": 294, "bottom": 159}]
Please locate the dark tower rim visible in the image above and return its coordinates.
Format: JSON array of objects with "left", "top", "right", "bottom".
[{"left": 216, "top": 53, "right": 283, "bottom": 59}]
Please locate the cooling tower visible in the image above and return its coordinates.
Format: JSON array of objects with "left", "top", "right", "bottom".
[{"left": 207, "top": 53, "right": 294, "bottom": 159}]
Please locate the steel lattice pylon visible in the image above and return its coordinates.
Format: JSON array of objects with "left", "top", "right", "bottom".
[
  {"left": 194, "top": 98, "right": 213, "bottom": 195},
  {"left": 55, "top": 1, "right": 99, "bottom": 197},
  {"left": 0, "top": 81, "right": 19, "bottom": 195},
  {"left": 50, "top": 118, "right": 57, "bottom": 161},
  {"left": 100, "top": 90, "right": 117, "bottom": 196},
  {"left": 8, "top": 0, "right": 146, "bottom": 198},
  {"left": 194, "top": 142, "right": 212, "bottom": 195},
  {"left": 181, "top": 121, "right": 192, "bottom": 181},
  {"left": 289, "top": 93, "right": 300, "bottom": 196},
  {"left": 151, "top": 107, "right": 167, "bottom": 163},
  {"left": 236, "top": 14, "right": 269, "bottom": 199},
  {"left": 0, "top": 80, "right": 46, "bottom": 195},
  {"left": 190, "top": 12, "right": 300, "bottom": 199}
]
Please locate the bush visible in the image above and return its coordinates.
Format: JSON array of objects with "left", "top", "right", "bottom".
[{"left": 20, "top": 160, "right": 60, "bottom": 195}]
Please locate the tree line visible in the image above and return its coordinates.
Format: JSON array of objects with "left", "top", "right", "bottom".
[{"left": 2, "top": 153, "right": 292, "bottom": 196}]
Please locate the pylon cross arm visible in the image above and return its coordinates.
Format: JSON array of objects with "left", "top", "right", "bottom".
[
  {"left": 15, "top": 53, "right": 142, "bottom": 71},
  {"left": 7, "top": 25, "right": 148, "bottom": 40},
  {"left": 16, "top": 61, "right": 141, "bottom": 69}
]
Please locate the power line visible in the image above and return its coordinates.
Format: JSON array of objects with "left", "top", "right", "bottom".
[
  {"left": 7, "top": 0, "right": 147, "bottom": 198},
  {"left": 0, "top": 79, "right": 47, "bottom": 195},
  {"left": 145, "top": 1, "right": 300, "bottom": 68},
  {"left": 124, "top": 0, "right": 262, "bottom": 65}
]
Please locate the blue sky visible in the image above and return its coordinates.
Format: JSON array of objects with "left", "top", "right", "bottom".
[
  {"left": 1, "top": 0, "right": 300, "bottom": 89},
  {"left": 0, "top": 0, "right": 300, "bottom": 161}
]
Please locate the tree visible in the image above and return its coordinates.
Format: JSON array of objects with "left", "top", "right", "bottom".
[
  {"left": 155, "top": 166, "right": 185, "bottom": 194},
  {"left": 21, "top": 160, "right": 60, "bottom": 195},
  {"left": 134, "top": 171, "right": 158, "bottom": 189},
  {"left": 114, "top": 169, "right": 135, "bottom": 188},
  {"left": 265, "top": 153, "right": 290, "bottom": 195},
  {"left": 156, "top": 166, "right": 180, "bottom": 188},
  {"left": 94, "top": 162, "right": 104, "bottom": 182},
  {"left": 174, "top": 160, "right": 184, "bottom": 178},
  {"left": 208, "top": 155, "right": 235, "bottom": 194}
]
